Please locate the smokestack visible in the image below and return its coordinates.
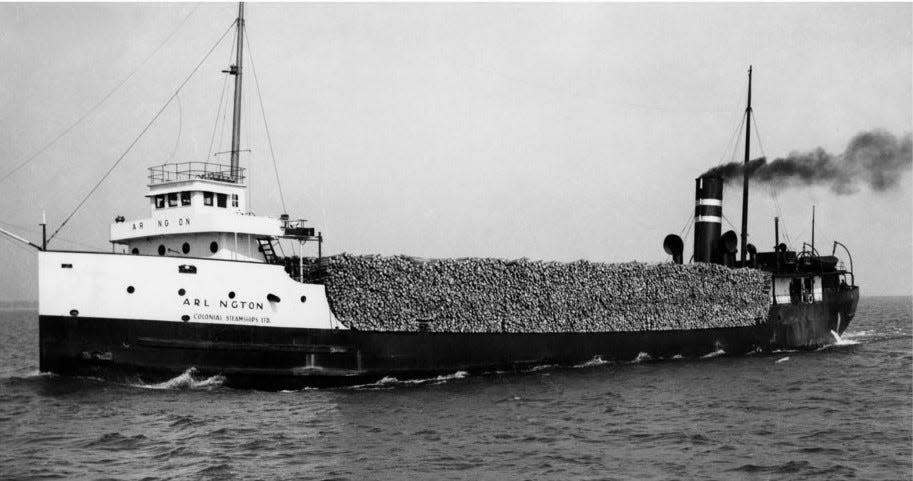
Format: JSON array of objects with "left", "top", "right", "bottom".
[{"left": 694, "top": 176, "right": 723, "bottom": 263}]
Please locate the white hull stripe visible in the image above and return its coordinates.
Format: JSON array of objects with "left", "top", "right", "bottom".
[
  {"left": 695, "top": 199, "right": 722, "bottom": 207},
  {"left": 694, "top": 215, "right": 722, "bottom": 223}
]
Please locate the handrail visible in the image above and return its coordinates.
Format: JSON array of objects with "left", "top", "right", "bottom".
[
  {"left": 832, "top": 241, "right": 855, "bottom": 286},
  {"left": 148, "top": 162, "right": 246, "bottom": 185},
  {"left": 800, "top": 242, "right": 821, "bottom": 258},
  {"left": 799, "top": 242, "right": 825, "bottom": 277}
]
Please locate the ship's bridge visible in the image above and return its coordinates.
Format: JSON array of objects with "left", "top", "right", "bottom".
[{"left": 110, "top": 162, "right": 299, "bottom": 263}]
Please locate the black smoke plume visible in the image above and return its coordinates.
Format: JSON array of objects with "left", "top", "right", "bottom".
[{"left": 701, "top": 130, "right": 912, "bottom": 195}]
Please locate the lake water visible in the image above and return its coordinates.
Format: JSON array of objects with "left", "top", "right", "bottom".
[{"left": 1, "top": 296, "right": 910, "bottom": 480}]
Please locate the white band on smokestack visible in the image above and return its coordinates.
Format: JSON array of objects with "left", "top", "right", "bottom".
[
  {"left": 694, "top": 215, "right": 722, "bottom": 223},
  {"left": 695, "top": 199, "right": 722, "bottom": 207}
]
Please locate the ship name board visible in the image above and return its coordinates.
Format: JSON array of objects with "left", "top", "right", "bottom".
[
  {"left": 183, "top": 297, "right": 265, "bottom": 310},
  {"left": 192, "top": 313, "right": 271, "bottom": 324},
  {"left": 131, "top": 217, "right": 191, "bottom": 230}
]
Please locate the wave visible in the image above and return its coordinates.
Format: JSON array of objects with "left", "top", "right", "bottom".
[
  {"left": 701, "top": 348, "right": 726, "bottom": 359},
  {"left": 130, "top": 368, "right": 224, "bottom": 390},
  {"left": 350, "top": 371, "right": 469, "bottom": 389},
  {"left": 524, "top": 364, "right": 557, "bottom": 373},
  {"left": 776, "top": 356, "right": 790, "bottom": 363},
  {"left": 841, "top": 330, "right": 873, "bottom": 339},
  {"left": 574, "top": 356, "right": 610, "bottom": 368},
  {"left": 0, "top": 369, "right": 46, "bottom": 381},
  {"left": 630, "top": 352, "right": 652, "bottom": 363},
  {"left": 828, "top": 330, "right": 860, "bottom": 347}
]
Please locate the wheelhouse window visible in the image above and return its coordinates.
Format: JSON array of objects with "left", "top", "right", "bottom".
[
  {"left": 217, "top": 193, "right": 227, "bottom": 208},
  {"left": 167, "top": 193, "right": 178, "bottom": 207},
  {"left": 231, "top": 194, "right": 239, "bottom": 207},
  {"left": 154, "top": 195, "right": 165, "bottom": 209},
  {"left": 204, "top": 191, "right": 214, "bottom": 206},
  {"left": 180, "top": 191, "right": 191, "bottom": 206}
]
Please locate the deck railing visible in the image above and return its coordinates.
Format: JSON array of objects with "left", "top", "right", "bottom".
[{"left": 148, "top": 162, "right": 246, "bottom": 185}]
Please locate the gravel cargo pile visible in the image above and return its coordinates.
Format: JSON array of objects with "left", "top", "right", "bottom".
[{"left": 304, "top": 255, "right": 771, "bottom": 333}]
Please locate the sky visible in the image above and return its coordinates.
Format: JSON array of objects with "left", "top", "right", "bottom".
[{"left": 0, "top": 2, "right": 910, "bottom": 300}]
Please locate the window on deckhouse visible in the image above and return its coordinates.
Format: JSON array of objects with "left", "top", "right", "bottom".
[
  {"left": 154, "top": 195, "right": 165, "bottom": 209},
  {"left": 217, "top": 193, "right": 227, "bottom": 208},
  {"left": 204, "top": 191, "right": 214, "bottom": 206},
  {"left": 181, "top": 191, "right": 191, "bottom": 206},
  {"left": 167, "top": 193, "right": 178, "bottom": 207}
]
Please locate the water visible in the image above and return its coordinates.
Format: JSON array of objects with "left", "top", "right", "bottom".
[{"left": 1, "top": 297, "right": 910, "bottom": 480}]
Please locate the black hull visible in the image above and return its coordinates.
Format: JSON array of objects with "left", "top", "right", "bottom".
[{"left": 39, "top": 288, "right": 858, "bottom": 389}]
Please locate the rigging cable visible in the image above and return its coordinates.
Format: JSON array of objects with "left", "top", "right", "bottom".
[
  {"left": 678, "top": 210, "right": 693, "bottom": 249},
  {"left": 167, "top": 94, "right": 183, "bottom": 162},
  {"left": 206, "top": 70, "right": 231, "bottom": 159},
  {"left": 0, "top": 3, "right": 200, "bottom": 185},
  {"left": 716, "top": 84, "right": 749, "bottom": 166},
  {"left": 751, "top": 110, "right": 767, "bottom": 160},
  {"left": 246, "top": 29, "right": 288, "bottom": 214},
  {"left": 48, "top": 20, "right": 237, "bottom": 243},
  {"left": 678, "top": 210, "right": 692, "bottom": 237},
  {"left": 214, "top": 27, "right": 238, "bottom": 158},
  {"left": 0, "top": 219, "right": 96, "bottom": 250},
  {"left": 753, "top": 109, "right": 786, "bottom": 241}
]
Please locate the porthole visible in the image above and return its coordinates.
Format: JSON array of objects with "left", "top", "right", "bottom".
[
  {"left": 182, "top": 242, "right": 190, "bottom": 254},
  {"left": 131, "top": 248, "right": 139, "bottom": 255},
  {"left": 300, "top": 295, "right": 307, "bottom": 303},
  {"left": 181, "top": 315, "right": 190, "bottom": 322},
  {"left": 127, "top": 286, "right": 135, "bottom": 294},
  {"left": 158, "top": 245, "right": 166, "bottom": 256},
  {"left": 228, "top": 291, "right": 236, "bottom": 299},
  {"left": 178, "top": 288, "right": 186, "bottom": 296},
  {"left": 210, "top": 241, "right": 219, "bottom": 253}
]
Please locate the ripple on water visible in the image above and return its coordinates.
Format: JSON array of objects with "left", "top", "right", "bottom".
[{"left": 81, "top": 432, "right": 152, "bottom": 451}]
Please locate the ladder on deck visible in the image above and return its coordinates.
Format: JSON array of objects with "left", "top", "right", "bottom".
[{"left": 257, "top": 238, "right": 280, "bottom": 264}]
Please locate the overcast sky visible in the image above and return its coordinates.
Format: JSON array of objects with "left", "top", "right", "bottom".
[{"left": 0, "top": 2, "right": 910, "bottom": 300}]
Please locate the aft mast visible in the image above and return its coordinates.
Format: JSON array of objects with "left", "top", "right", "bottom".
[
  {"left": 739, "top": 66, "right": 752, "bottom": 265},
  {"left": 226, "top": 2, "right": 245, "bottom": 182}
]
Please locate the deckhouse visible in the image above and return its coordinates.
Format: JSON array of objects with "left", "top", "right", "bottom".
[{"left": 109, "top": 160, "right": 320, "bottom": 273}]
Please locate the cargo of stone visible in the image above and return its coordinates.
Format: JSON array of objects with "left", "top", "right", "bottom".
[{"left": 303, "top": 255, "right": 771, "bottom": 333}]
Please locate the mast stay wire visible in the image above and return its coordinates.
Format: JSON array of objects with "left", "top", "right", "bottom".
[
  {"left": 0, "top": 3, "right": 201, "bottom": 185},
  {"left": 715, "top": 84, "right": 749, "bottom": 167},
  {"left": 0, "top": 234, "right": 36, "bottom": 256},
  {"left": 245, "top": 29, "right": 288, "bottom": 214},
  {"left": 750, "top": 110, "right": 767, "bottom": 160},
  {"left": 213, "top": 28, "right": 238, "bottom": 159},
  {"left": 676, "top": 209, "right": 693, "bottom": 250},
  {"left": 206, "top": 73, "right": 231, "bottom": 160},
  {"left": 167, "top": 94, "right": 183, "bottom": 162},
  {"left": 0, "top": 219, "right": 96, "bottom": 250},
  {"left": 206, "top": 39, "right": 235, "bottom": 160},
  {"left": 751, "top": 108, "right": 787, "bottom": 246},
  {"left": 48, "top": 20, "right": 237, "bottom": 243}
]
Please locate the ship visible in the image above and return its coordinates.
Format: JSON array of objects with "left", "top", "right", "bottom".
[{"left": 3, "top": 4, "right": 859, "bottom": 389}]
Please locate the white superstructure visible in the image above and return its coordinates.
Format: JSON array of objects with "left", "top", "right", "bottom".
[
  {"left": 39, "top": 160, "right": 343, "bottom": 330},
  {"left": 110, "top": 162, "right": 281, "bottom": 262}
]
